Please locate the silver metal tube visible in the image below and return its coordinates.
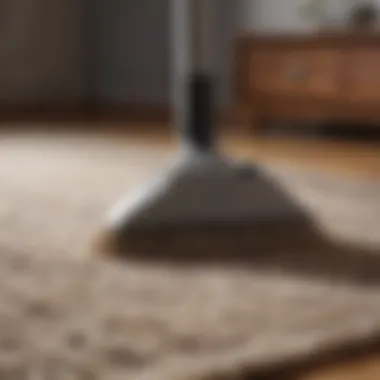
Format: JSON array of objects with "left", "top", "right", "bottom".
[
  {"left": 171, "top": 0, "right": 215, "bottom": 148},
  {"left": 171, "top": 0, "right": 190, "bottom": 137},
  {"left": 171, "top": 0, "right": 214, "bottom": 79},
  {"left": 192, "top": 0, "right": 214, "bottom": 73}
]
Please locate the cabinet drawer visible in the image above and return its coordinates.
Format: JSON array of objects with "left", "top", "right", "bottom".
[
  {"left": 250, "top": 48, "right": 341, "bottom": 98},
  {"left": 250, "top": 49, "right": 283, "bottom": 94},
  {"left": 346, "top": 49, "right": 380, "bottom": 102}
]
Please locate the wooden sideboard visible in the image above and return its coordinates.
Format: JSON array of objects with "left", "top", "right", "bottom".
[{"left": 234, "top": 33, "right": 380, "bottom": 132}]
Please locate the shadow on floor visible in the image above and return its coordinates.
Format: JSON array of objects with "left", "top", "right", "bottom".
[
  {"left": 249, "top": 331, "right": 380, "bottom": 380},
  {"left": 265, "top": 122, "right": 380, "bottom": 144}
]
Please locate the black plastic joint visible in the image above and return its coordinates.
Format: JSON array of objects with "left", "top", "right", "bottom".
[{"left": 185, "top": 73, "right": 214, "bottom": 150}]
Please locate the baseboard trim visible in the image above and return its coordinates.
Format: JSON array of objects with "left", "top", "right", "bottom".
[
  {"left": 0, "top": 102, "right": 238, "bottom": 126},
  {"left": 0, "top": 104, "right": 89, "bottom": 122}
]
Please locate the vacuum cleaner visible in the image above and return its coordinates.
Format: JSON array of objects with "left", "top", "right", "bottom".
[{"left": 96, "top": 0, "right": 306, "bottom": 259}]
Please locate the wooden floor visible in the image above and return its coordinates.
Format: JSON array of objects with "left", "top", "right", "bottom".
[
  {"left": 223, "top": 136, "right": 380, "bottom": 180},
  {"left": 10, "top": 121, "right": 380, "bottom": 181},
  {"left": 110, "top": 123, "right": 380, "bottom": 180}
]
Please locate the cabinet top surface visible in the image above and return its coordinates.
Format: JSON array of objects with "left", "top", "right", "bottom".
[{"left": 239, "top": 32, "right": 380, "bottom": 47}]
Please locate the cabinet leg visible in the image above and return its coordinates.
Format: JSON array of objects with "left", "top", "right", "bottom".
[{"left": 252, "top": 114, "right": 266, "bottom": 135}]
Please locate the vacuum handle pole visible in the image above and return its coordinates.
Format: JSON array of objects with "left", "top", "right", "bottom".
[{"left": 171, "top": 0, "right": 215, "bottom": 152}]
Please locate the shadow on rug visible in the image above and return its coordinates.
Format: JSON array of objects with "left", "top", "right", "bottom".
[{"left": 100, "top": 223, "right": 380, "bottom": 287}]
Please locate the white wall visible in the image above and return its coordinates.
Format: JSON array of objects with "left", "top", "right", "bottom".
[
  {"left": 242, "top": 0, "right": 328, "bottom": 33},
  {"left": 255, "top": 0, "right": 319, "bottom": 32},
  {"left": 246, "top": 0, "right": 380, "bottom": 33}
]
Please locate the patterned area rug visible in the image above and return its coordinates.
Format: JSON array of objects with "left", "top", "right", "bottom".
[{"left": 0, "top": 132, "right": 380, "bottom": 379}]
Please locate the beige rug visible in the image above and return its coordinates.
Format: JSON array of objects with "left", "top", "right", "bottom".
[{"left": 0, "top": 132, "right": 380, "bottom": 379}]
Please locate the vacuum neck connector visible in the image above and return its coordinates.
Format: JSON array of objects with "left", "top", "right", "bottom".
[{"left": 185, "top": 73, "right": 214, "bottom": 151}]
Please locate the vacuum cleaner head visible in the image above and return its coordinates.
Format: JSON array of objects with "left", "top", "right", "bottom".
[
  {"left": 94, "top": 0, "right": 311, "bottom": 260},
  {"left": 95, "top": 152, "right": 309, "bottom": 260}
]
